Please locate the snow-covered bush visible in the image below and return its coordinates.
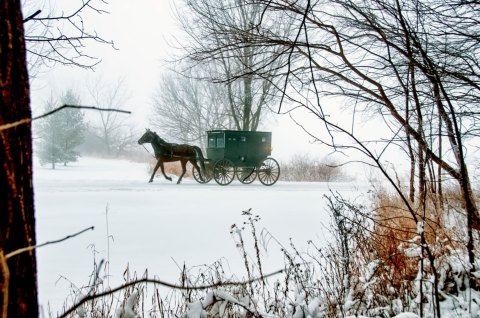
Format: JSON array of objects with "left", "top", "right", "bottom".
[{"left": 51, "top": 260, "right": 145, "bottom": 318}]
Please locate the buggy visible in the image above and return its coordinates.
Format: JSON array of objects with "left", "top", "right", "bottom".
[{"left": 192, "top": 130, "right": 280, "bottom": 186}]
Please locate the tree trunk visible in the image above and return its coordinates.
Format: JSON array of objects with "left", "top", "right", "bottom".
[
  {"left": 417, "top": 146, "right": 426, "bottom": 207},
  {"left": 243, "top": 74, "right": 253, "bottom": 131},
  {"left": 438, "top": 121, "right": 444, "bottom": 212},
  {"left": 0, "top": 1, "right": 39, "bottom": 317},
  {"left": 406, "top": 118, "right": 415, "bottom": 202}
]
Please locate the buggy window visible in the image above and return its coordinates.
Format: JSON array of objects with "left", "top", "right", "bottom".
[
  {"left": 262, "top": 137, "right": 267, "bottom": 142},
  {"left": 240, "top": 136, "right": 247, "bottom": 142},
  {"left": 208, "top": 137, "right": 216, "bottom": 148},
  {"left": 216, "top": 136, "right": 225, "bottom": 148}
]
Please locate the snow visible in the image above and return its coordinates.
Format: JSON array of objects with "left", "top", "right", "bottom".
[
  {"left": 114, "top": 292, "right": 139, "bottom": 318},
  {"left": 34, "top": 156, "right": 366, "bottom": 315}
]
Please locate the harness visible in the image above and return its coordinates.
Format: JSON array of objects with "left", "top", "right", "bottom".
[
  {"left": 140, "top": 132, "right": 200, "bottom": 160},
  {"left": 142, "top": 135, "right": 178, "bottom": 159}
]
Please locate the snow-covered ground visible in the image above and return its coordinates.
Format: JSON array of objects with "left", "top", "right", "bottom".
[{"left": 33, "top": 156, "right": 368, "bottom": 315}]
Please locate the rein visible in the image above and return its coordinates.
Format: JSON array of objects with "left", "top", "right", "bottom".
[{"left": 141, "top": 144, "right": 156, "bottom": 159}]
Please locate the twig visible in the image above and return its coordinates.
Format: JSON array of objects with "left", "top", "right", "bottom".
[
  {"left": 278, "top": 0, "right": 311, "bottom": 114},
  {"left": 23, "top": 9, "right": 42, "bottom": 23},
  {"left": 0, "top": 118, "right": 32, "bottom": 132},
  {"left": 0, "top": 105, "right": 131, "bottom": 132},
  {"left": 5, "top": 226, "right": 94, "bottom": 260},
  {"left": 33, "top": 104, "right": 131, "bottom": 121},
  {"left": 86, "top": 259, "right": 105, "bottom": 296},
  {"left": 58, "top": 269, "right": 284, "bottom": 318},
  {"left": 0, "top": 249, "right": 9, "bottom": 318}
]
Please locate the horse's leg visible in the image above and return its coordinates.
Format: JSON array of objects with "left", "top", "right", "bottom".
[
  {"left": 150, "top": 160, "right": 162, "bottom": 183},
  {"left": 191, "top": 159, "right": 204, "bottom": 182},
  {"left": 177, "top": 160, "right": 187, "bottom": 184},
  {"left": 160, "top": 162, "right": 172, "bottom": 182}
]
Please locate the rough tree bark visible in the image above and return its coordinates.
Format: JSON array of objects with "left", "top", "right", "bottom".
[{"left": 0, "top": 0, "right": 39, "bottom": 317}]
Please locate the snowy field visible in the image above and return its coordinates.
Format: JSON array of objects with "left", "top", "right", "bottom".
[{"left": 33, "top": 156, "right": 368, "bottom": 315}]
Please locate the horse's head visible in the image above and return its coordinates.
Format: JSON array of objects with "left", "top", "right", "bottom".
[{"left": 138, "top": 129, "right": 155, "bottom": 145}]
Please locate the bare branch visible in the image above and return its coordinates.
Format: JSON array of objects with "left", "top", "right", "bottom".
[
  {"left": 23, "top": 9, "right": 41, "bottom": 23},
  {"left": 59, "top": 269, "right": 284, "bottom": 318},
  {"left": 33, "top": 104, "right": 131, "bottom": 121},
  {"left": 0, "top": 249, "right": 9, "bottom": 318},
  {"left": 5, "top": 226, "right": 94, "bottom": 260},
  {"left": 24, "top": 0, "right": 115, "bottom": 71},
  {"left": 0, "top": 105, "right": 131, "bottom": 132}
]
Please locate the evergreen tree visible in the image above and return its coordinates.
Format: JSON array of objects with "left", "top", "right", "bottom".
[
  {"left": 36, "top": 90, "right": 85, "bottom": 168},
  {"left": 36, "top": 96, "right": 63, "bottom": 169},
  {"left": 59, "top": 90, "right": 85, "bottom": 165}
]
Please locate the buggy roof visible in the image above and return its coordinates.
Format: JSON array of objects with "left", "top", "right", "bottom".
[{"left": 207, "top": 130, "right": 271, "bottom": 135}]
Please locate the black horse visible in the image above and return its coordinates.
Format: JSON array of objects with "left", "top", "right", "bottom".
[{"left": 138, "top": 129, "right": 206, "bottom": 184}]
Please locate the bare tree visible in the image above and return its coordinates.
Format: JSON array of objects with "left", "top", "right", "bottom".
[
  {"left": 86, "top": 77, "right": 133, "bottom": 157},
  {"left": 176, "top": 0, "right": 290, "bottom": 131},
  {"left": 22, "top": 0, "right": 115, "bottom": 76},
  {"left": 0, "top": 0, "right": 38, "bottom": 316},
  {"left": 181, "top": 0, "right": 480, "bottom": 312},
  {"left": 236, "top": 0, "right": 477, "bottom": 219},
  {"left": 151, "top": 69, "right": 233, "bottom": 150}
]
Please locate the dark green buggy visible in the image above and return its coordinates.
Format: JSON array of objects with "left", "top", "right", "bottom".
[{"left": 192, "top": 130, "right": 280, "bottom": 186}]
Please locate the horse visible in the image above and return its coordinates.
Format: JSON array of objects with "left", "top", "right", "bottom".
[{"left": 138, "top": 129, "right": 206, "bottom": 184}]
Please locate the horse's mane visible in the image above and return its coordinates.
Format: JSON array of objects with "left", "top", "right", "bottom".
[{"left": 152, "top": 131, "right": 168, "bottom": 144}]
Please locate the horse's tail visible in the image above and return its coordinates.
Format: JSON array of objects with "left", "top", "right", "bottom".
[{"left": 193, "top": 146, "right": 206, "bottom": 180}]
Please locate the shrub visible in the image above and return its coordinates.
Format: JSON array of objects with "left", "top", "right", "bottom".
[{"left": 280, "top": 154, "right": 345, "bottom": 182}]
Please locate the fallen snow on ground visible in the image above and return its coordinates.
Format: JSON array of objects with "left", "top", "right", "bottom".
[{"left": 33, "top": 156, "right": 367, "bottom": 315}]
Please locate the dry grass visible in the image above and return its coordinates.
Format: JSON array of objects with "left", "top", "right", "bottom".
[
  {"left": 371, "top": 193, "right": 432, "bottom": 286},
  {"left": 147, "top": 159, "right": 194, "bottom": 180},
  {"left": 365, "top": 188, "right": 474, "bottom": 306},
  {"left": 280, "top": 154, "right": 345, "bottom": 182}
]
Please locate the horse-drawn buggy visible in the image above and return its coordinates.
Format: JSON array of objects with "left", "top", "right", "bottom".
[
  {"left": 193, "top": 130, "right": 280, "bottom": 186},
  {"left": 138, "top": 129, "right": 280, "bottom": 186}
]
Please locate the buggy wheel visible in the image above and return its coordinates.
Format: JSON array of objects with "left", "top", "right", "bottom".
[
  {"left": 213, "top": 159, "right": 235, "bottom": 185},
  {"left": 192, "top": 165, "right": 212, "bottom": 184},
  {"left": 258, "top": 158, "right": 280, "bottom": 186},
  {"left": 236, "top": 167, "right": 257, "bottom": 184}
]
